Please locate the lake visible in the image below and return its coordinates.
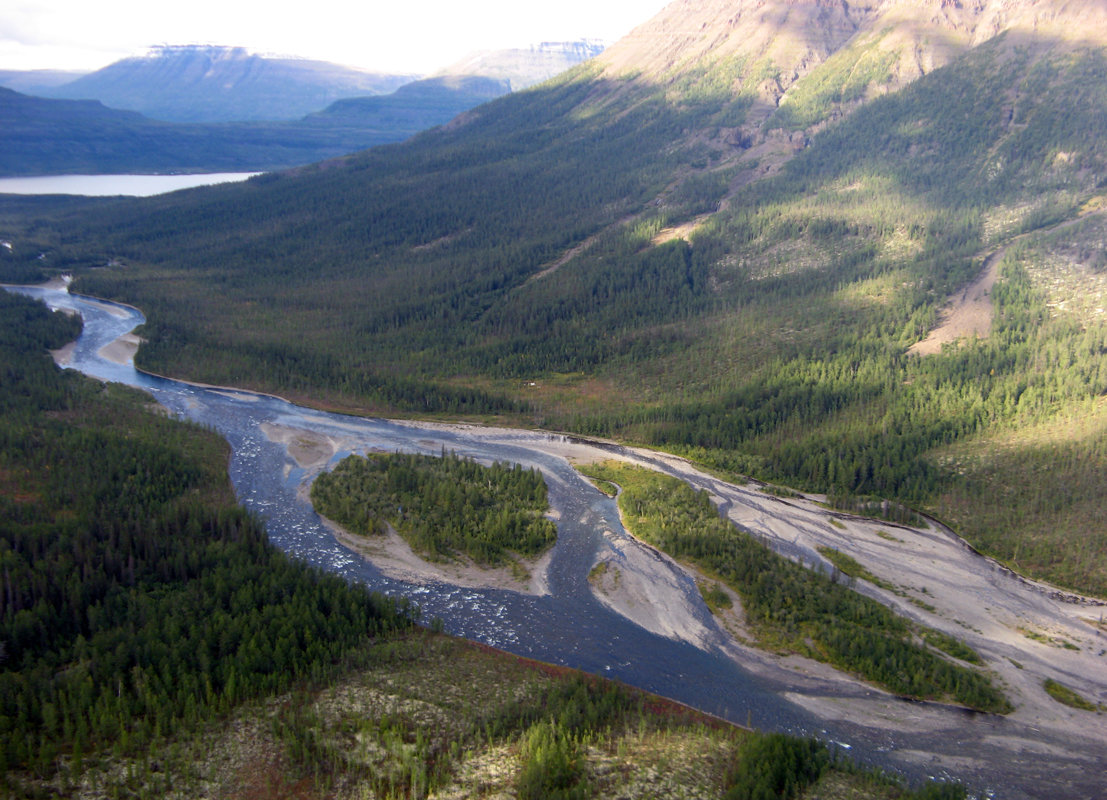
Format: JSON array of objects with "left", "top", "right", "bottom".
[{"left": 0, "top": 172, "right": 261, "bottom": 197}]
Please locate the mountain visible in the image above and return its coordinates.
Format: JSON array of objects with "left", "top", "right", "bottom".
[
  {"left": 11, "top": 0, "right": 1107, "bottom": 602},
  {"left": 0, "top": 42, "right": 606, "bottom": 175},
  {"left": 0, "top": 68, "right": 88, "bottom": 95},
  {"left": 0, "top": 77, "right": 510, "bottom": 176},
  {"left": 7, "top": 2, "right": 1107, "bottom": 794},
  {"left": 440, "top": 40, "right": 607, "bottom": 90},
  {"left": 301, "top": 74, "right": 511, "bottom": 127},
  {"left": 30, "top": 42, "right": 607, "bottom": 124},
  {"left": 35, "top": 45, "right": 418, "bottom": 122}
]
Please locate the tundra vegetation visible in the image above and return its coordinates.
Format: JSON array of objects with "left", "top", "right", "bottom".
[
  {"left": 578, "top": 461, "right": 1009, "bottom": 713},
  {"left": 0, "top": 291, "right": 968, "bottom": 798}
]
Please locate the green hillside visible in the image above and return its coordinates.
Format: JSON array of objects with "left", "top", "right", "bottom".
[{"left": 4, "top": 4, "right": 1107, "bottom": 600}]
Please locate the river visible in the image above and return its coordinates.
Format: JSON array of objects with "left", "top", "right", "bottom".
[{"left": 7, "top": 281, "right": 1107, "bottom": 799}]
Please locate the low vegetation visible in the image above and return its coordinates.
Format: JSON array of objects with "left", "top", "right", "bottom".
[
  {"left": 578, "top": 461, "right": 1009, "bottom": 713},
  {"left": 699, "top": 581, "right": 734, "bottom": 613},
  {"left": 310, "top": 450, "right": 556, "bottom": 564},
  {"left": 10, "top": 632, "right": 968, "bottom": 800},
  {"left": 817, "top": 545, "right": 896, "bottom": 592},
  {"left": 1042, "top": 678, "right": 1103, "bottom": 712}
]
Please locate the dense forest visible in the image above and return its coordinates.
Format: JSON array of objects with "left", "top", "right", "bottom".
[
  {"left": 578, "top": 461, "right": 1010, "bottom": 713},
  {"left": 311, "top": 451, "right": 556, "bottom": 564},
  {"left": 0, "top": 291, "right": 417, "bottom": 793},
  {"left": 4, "top": 32, "right": 1101, "bottom": 596},
  {"left": 0, "top": 288, "right": 966, "bottom": 799}
]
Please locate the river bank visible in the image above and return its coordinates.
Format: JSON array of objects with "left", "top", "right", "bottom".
[{"left": 7, "top": 280, "right": 1107, "bottom": 797}]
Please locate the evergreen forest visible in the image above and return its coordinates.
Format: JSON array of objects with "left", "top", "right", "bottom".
[
  {"left": 5, "top": 2, "right": 1107, "bottom": 794},
  {"left": 577, "top": 461, "right": 1010, "bottom": 713},
  {"left": 3, "top": 28, "right": 1105, "bottom": 599},
  {"left": 311, "top": 451, "right": 556, "bottom": 564},
  {"left": 0, "top": 288, "right": 960, "bottom": 800}
]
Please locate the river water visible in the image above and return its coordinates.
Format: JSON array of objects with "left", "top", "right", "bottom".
[
  {"left": 7, "top": 285, "right": 816, "bottom": 722},
  {"left": 9, "top": 282, "right": 1103, "bottom": 798}
]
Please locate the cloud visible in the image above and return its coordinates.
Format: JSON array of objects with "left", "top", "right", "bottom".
[{"left": 0, "top": 0, "right": 668, "bottom": 72}]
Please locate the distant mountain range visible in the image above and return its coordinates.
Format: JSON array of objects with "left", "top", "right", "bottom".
[
  {"left": 0, "top": 68, "right": 87, "bottom": 95},
  {"left": 24, "top": 45, "right": 417, "bottom": 123},
  {"left": 1, "top": 43, "right": 607, "bottom": 124},
  {"left": 0, "top": 75, "right": 510, "bottom": 176},
  {"left": 0, "top": 42, "right": 605, "bottom": 176},
  {"left": 438, "top": 40, "right": 606, "bottom": 90}
]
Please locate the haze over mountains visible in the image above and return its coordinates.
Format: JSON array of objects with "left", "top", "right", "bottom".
[
  {"left": 4, "top": 42, "right": 609, "bottom": 124},
  {"left": 0, "top": 42, "right": 604, "bottom": 175},
  {"left": 27, "top": 45, "right": 417, "bottom": 123},
  {"left": 437, "top": 40, "right": 606, "bottom": 90},
  {"left": 0, "top": 76, "right": 510, "bottom": 176},
  {"left": 0, "top": 68, "right": 86, "bottom": 96}
]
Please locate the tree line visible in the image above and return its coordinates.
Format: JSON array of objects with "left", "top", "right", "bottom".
[{"left": 0, "top": 291, "right": 417, "bottom": 789}]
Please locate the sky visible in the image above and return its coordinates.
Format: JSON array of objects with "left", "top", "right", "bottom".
[{"left": 0, "top": 0, "right": 670, "bottom": 74}]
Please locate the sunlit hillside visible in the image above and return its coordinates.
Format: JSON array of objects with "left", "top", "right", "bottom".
[{"left": 6, "top": 0, "right": 1107, "bottom": 600}]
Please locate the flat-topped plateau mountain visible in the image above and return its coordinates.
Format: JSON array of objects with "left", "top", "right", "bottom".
[{"left": 26, "top": 44, "right": 416, "bottom": 122}]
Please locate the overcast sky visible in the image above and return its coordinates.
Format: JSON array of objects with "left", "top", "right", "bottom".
[{"left": 0, "top": 0, "right": 670, "bottom": 73}]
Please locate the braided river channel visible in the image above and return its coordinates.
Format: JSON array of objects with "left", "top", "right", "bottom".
[{"left": 9, "top": 282, "right": 1107, "bottom": 799}]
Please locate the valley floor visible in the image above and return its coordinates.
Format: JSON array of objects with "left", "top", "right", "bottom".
[
  {"left": 258, "top": 411, "right": 1107, "bottom": 798},
  {"left": 52, "top": 307, "right": 1107, "bottom": 797}
]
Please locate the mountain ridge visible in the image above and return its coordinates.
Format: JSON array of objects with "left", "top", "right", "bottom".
[
  {"left": 0, "top": 78, "right": 510, "bottom": 176},
  {"left": 588, "top": 0, "right": 1107, "bottom": 180},
  {"left": 32, "top": 44, "right": 417, "bottom": 122},
  {"left": 18, "top": 41, "right": 610, "bottom": 124}
]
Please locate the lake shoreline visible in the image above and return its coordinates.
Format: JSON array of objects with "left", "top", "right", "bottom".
[{"left": 0, "top": 172, "right": 261, "bottom": 197}]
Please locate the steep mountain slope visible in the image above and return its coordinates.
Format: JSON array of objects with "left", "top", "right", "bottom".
[
  {"left": 440, "top": 40, "right": 607, "bottom": 89},
  {"left": 36, "top": 45, "right": 416, "bottom": 122},
  {"left": 10, "top": 0, "right": 1107, "bottom": 597}
]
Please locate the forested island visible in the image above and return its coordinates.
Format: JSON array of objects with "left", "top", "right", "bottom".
[
  {"left": 578, "top": 462, "right": 1010, "bottom": 713},
  {"left": 0, "top": 287, "right": 964, "bottom": 800},
  {"left": 310, "top": 451, "right": 557, "bottom": 565}
]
